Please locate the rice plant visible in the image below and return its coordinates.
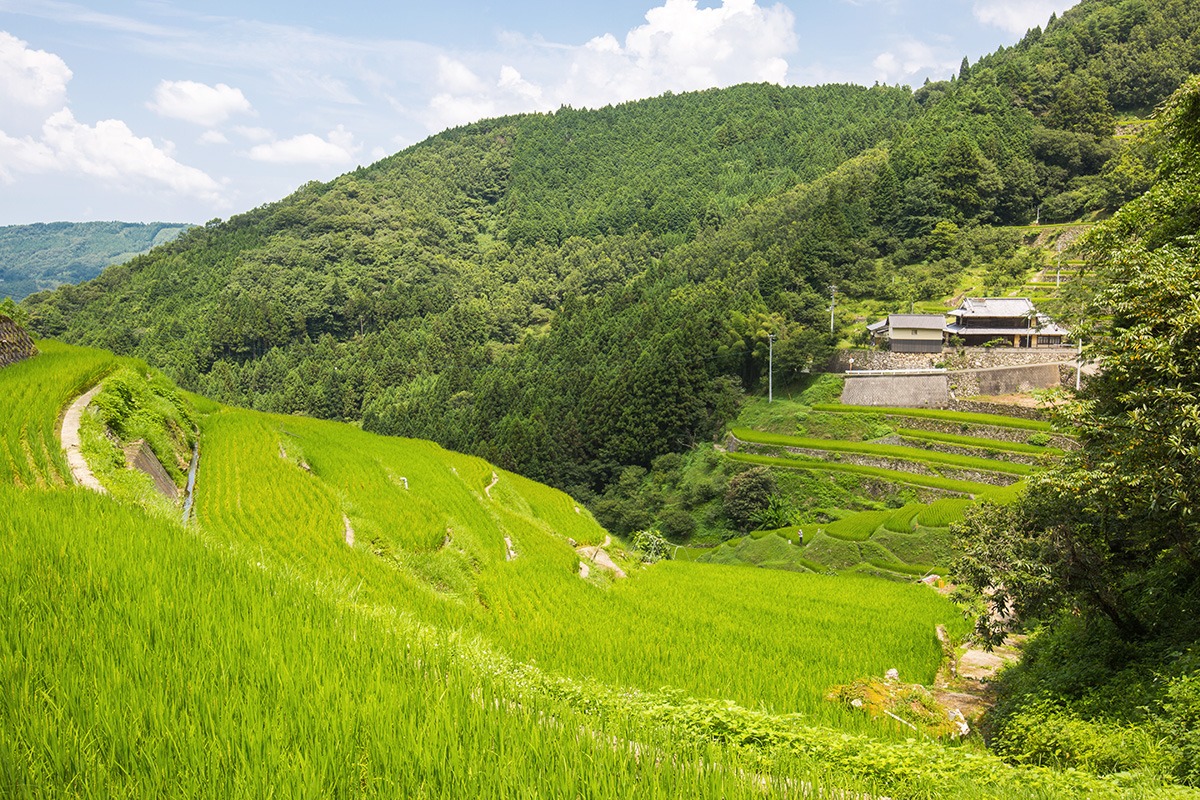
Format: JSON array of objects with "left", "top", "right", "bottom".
[
  {"left": 813, "top": 404, "right": 1054, "bottom": 431},
  {"left": 732, "top": 427, "right": 1033, "bottom": 476}
]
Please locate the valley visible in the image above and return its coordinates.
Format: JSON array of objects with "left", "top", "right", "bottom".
[{"left": 5, "top": 0, "right": 1200, "bottom": 795}]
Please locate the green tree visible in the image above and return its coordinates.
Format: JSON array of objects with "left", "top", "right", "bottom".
[
  {"left": 953, "top": 77, "right": 1200, "bottom": 645},
  {"left": 724, "top": 466, "right": 777, "bottom": 532}
]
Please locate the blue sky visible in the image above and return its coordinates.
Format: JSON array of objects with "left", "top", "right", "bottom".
[{"left": 0, "top": 0, "right": 1076, "bottom": 225}]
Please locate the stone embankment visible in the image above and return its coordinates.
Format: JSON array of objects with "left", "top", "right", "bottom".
[
  {"left": 0, "top": 315, "right": 36, "bottom": 368},
  {"left": 834, "top": 346, "right": 1078, "bottom": 373}
]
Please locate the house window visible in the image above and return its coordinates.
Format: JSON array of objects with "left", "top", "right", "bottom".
[{"left": 1037, "top": 336, "right": 1058, "bottom": 346}]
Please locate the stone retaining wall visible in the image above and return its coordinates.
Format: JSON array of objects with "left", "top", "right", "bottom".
[
  {"left": 841, "top": 374, "right": 948, "bottom": 407},
  {"left": 944, "top": 400, "right": 1049, "bottom": 421},
  {"left": 123, "top": 439, "right": 179, "bottom": 500},
  {"left": 892, "top": 415, "right": 1077, "bottom": 450},
  {"left": 834, "top": 346, "right": 1077, "bottom": 372},
  {"left": 879, "top": 434, "right": 1049, "bottom": 466},
  {"left": 0, "top": 315, "right": 36, "bottom": 368}
]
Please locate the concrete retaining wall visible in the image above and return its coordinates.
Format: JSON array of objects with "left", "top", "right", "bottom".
[
  {"left": 124, "top": 439, "right": 179, "bottom": 500},
  {"left": 841, "top": 373, "right": 948, "bottom": 407}
]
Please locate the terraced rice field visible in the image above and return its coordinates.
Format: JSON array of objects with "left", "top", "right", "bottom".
[
  {"left": 717, "top": 397, "right": 1069, "bottom": 577},
  {"left": 0, "top": 343, "right": 1161, "bottom": 800}
]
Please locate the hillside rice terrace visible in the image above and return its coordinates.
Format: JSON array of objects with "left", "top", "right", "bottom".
[{"left": 5, "top": 341, "right": 1194, "bottom": 798}]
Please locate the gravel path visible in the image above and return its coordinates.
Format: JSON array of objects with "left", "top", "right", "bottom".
[{"left": 60, "top": 385, "right": 106, "bottom": 494}]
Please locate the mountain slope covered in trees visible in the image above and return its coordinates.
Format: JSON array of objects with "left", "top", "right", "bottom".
[
  {"left": 0, "top": 221, "right": 191, "bottom": 302},
  {"left": 22, "top": 0, "right": 1200, "bottom": 501}
]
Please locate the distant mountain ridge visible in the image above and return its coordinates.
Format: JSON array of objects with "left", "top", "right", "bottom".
[
  {"left": 0, "top": 221, "right": 192, "bottom": 301},
  {"left": 21, "top": 0, "right": 1200, "bottom": 499}
]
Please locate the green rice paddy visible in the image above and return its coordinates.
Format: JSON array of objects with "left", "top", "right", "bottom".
[{"left": 2, "top": 343, "right": 1167, "bottom": 799}]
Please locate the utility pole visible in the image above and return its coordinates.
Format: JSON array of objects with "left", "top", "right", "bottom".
[
  {"left": 768, "top": 333, "right": 776, "bottom": 404},
  {"left": 829, "top": 284, "right": 837, "bottom": 335},
  {"left": 1076, "top": 338, "right": 1083, "bottom": 391}
]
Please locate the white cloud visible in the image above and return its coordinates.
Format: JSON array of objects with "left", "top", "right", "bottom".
[
  {"left": 0, "top": 108, "right": 222, "bottom": 200},
  {"left": 247, "top": 125, "right": 359, "bottom": 165},
  {"left": 436, "top": 56, "right": 485, "bottom": 94},
  {"left": 198, "top": 129, "right": 229, "bottom": 144},
  {"left": 973, "top": 0, "right": 1075, "bottom": 34},
  {"left": 420, "top": 0, "right": 798, "bottom": 132},
  {"left": 424, "top": 93, "right": 500, "bottom": 132},
  {"left": 564, "top": 0, "right": 796, "bottom": 104},
  {"left": 148, "top": 79, "right": 252, "bottom": 126},
  {"left": 871, "top": 38, "right": 958, "bottom": 83},
  {"left": 498, "top": 65, "right": 543, "bottom": 103},
  {"left": 233, "top": 125, "right": 274, "bottom": 142},
  {"left": 0, "top": 31, "right": 72, "bottom": 109}
]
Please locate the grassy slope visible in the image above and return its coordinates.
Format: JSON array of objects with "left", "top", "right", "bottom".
[
  {"left": 732, "top": 427, "right": 1033, "bottom": 475},
  {"left": 813, "top": 404, "right": 1054, "bottom": 431},
  {"left": 5, "top": 343, "right": 1190, "bottom": 799},
  {"left": 195, "top": 404, "right": 965, "bottom": 721}
]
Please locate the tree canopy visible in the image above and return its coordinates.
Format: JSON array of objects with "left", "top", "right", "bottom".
[{"left": 954, "top": 75, "right": 1200, "bottom": 644}]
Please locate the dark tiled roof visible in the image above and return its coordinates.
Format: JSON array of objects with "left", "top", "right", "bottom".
[
  {"left": 950, "top": 298, "right": 1035, "bottom": 318},
  {"left": 888, "top": 314, "right": 945, "bottom": 329}
]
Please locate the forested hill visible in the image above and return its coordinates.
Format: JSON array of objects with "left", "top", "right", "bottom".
[
  {"left": 0, "top": 221, "right": 191, "bottom": 302},
  {"left": 22, "top": 0, "right": 1200, "bottom": 499}
]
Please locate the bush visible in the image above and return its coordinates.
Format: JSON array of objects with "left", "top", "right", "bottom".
[
  {"left": 1027, "top": 433, "right": 1053, "bottom": 447},
  {"left": 658, "top": 508, "right": 696, "bottom": 541},
  {"left": 724, "top": 466, "right": 777, "bottom": 531},
  {"left": 631, "top": 529, "right": 674, "bottom": 563},
  {"left": 750, "top": 495, "right": 794, "bottom": 529},
  {"left": 991, "top": 698, "right": 1157, "bottom": 776},
  {"left": 1157, "top": 672, "right": 1200, "bottom": 785}
]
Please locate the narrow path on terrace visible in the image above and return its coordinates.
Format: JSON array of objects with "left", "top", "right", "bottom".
[
  {"left": 343, "top": 514, "right": 355, "bottom": 547},
  {"left": 576, "top": 534, "right": 626, "bottom": 578},
  {"left": 60, "top": 385, "right": 105, "bottom": 494},
  {"left": 484, "top": 471, "right": 499, "bottom": 499}
]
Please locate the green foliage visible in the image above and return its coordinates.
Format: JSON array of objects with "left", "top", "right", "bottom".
[
  {"left": 954, "top": 76, "right": 1200, "bottom": 645},
  {"left": 724, "top": 465, "right": 777, "bottom": 531},
  {"left": 631, "top": 529, "right": 674, "bottom": 563},
  {"left": 0, "top": 221, "right": 189, "bottom": 301},
  {"left": 991, "top": 698, "right": 1159, "bottom": 774},
  {"left": 1158, "top": 673, "right": 1200, "bottom": 785},
  {"left": 749, "top": 494, "right": 795, "bottom": 530},
  {"left": 815, "top": 404, "right": 1053, "bottom": 431},
  {"left": 88, "top": 367, "right": 196, "bottom": 486}
]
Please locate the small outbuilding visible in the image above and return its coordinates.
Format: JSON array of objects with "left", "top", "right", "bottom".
[{"left": 868, "top": 314, "right": 947, "bottom": 353}]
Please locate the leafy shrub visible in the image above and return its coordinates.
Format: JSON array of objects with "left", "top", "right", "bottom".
[
  {"left": 750, "top": 494, "right": 794, "bottom": 529},
  {"left": 991, "top": 698, "right": 1158, "bottom": 776},
  {"left": 1157, "top": 672, "right": 1200, "bottom": 785},
  {"left": 724, "top": 466, "right": 777, "bottom": 531},
  {"left": 631, "top": 529, "right": 674, "bottom": 563},
  {"left": 1027, "top": 432, "right": 1053, "bottom": 447},
  {"left": 658, "top": 507, "right": 696, "bottom": 540}
]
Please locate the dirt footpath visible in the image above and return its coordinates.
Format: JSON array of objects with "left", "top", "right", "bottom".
[{"left": 60, "top": 385, "right": 106, "bottom": 493}]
